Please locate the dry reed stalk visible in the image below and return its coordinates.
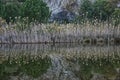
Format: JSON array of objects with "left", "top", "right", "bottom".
[
  {"left": 0, "top": 22, "right": 119, "bottom": 44},
  {"left": 0, "top": 44, "right": 119, "bottom": 60}
]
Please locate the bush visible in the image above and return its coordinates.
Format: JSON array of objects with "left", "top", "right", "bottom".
[
  {"left": 22, "top": 0, "right": 50, "bottom": 23},
  {"left": 92, "top": 0, "right": 115, "bottom": 20},
  {"left": 111, "top": 8, "right": 120, "bottom": 26},
  {"left": 112, "top": 8, "right": 120, "bottom": 18},
  {"left": 0, "top": 2, "right": 22, "bottom": 23},
  {"left": 80, "top": 0, "right": 93, "bottom": 19},
  {"left": 18, "top": 0, "right": 26, "bottom": 2},
  {"left": 0, "top": 0, "right": 50, "bottom": 23},
  {"left": 0, "top": 0, "right": 3, "bottom": 16},
  {"left": 80, "top": 0, "right": 116, "bottom": 21}
]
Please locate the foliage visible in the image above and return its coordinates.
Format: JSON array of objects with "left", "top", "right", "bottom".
[
  {"left": 13, "top": 17, "right": 30, "bottom": 31},
  {"left": 111, "top": 8, "right": 120, "bottom": 26},
  {"left": 22, "top": 0, "right": 50, "bottom": 23},
  {"left": 80, "top": 0, "right": 93, "bottom": 19},
  {"left": 0, "top": 0, "right": 2, "bottom": 16},
  {"left": 20, "top": 57, "right": 51, "bottom": 78},
  {"left": 0, "top": 56, "right": 51, "bottom": 79},
  {"left": 18, "top": 0, "right": 26, "bottom": 2},
  {"left": 80, "top": 0, "right": 117, "bottom": 21},
  {"left": 0, "top": 0, "right": 120, "bottom": 25},
  {"left": 92, "top": 0, "right": 115, "bottom": 20},
  {"left": 0, "top": 0, "right": 50, "bottom": 23},
  {"left": 112, "top": 8, "right": 120, "bottom": 19},
  {"left": 78, "top": 55, "right": 120, "bottom": 80},
  {"left": 0, "top": 2, "right": 22, "bottom": 22}
]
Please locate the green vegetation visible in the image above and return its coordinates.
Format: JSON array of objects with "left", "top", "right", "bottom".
[
  {"left": 0, "top": 0, "right": 50, "bottom": 23},
  {"left": 80, "top": 0, "right": 120, "bottom": 20},
  {"left": 22, "top": 0, "right": 50, "bottom": 22},
  {"left": 0, "top": 2, "right": 21, "bottom": 22},
  {"left": 112, "top": 8, "right": 120, "bottom": 26},
  {"left": 0, "top": 55, "right": 51, "bottom": 80},
  {"left": 0, "top": 0, "right": 120, "bottom": 32},
  {"left": 78, "top": 55, "right": 120, "bottom": 80},
  {"left": 0, "top": 0, "right": 120, "bottom": 24},
  {"left": 1, "top": 54, "right": 119, "bottom": 80}
]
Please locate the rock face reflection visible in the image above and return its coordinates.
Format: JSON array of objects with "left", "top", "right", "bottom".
[
  {"left": 41, "top": 54, "right": 80, "bottom": 80},
  {"left": 0, "top": 44, "right": 120, "bottom": 80}
]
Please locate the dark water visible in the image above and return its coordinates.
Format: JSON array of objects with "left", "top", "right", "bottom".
[{"left": 0, "top": 44, "right": 120, "bottom": 80}]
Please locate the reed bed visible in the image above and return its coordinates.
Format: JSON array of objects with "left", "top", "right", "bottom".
[
  {"left": 0, "top": 44, "right": 120, "bottom": 61},
  {"left": 0, "top": 19, "right": 120, "bottom": 44}
]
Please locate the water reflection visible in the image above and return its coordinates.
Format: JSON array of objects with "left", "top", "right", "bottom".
[{"left": 0, "top": 44, "right": 120, "bottom": 80}]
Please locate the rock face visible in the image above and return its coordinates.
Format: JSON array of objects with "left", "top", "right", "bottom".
[
  {"left": 44, "top": 0, "right": 120, "bottom": 23},
  {"left": 49, "top": 10, "right": 76, "bottom": 23},
  {"left": 44, "top": 0, "right": 81, "bottom": 23}
]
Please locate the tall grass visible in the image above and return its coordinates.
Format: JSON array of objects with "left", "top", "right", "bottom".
[{"left": 0, "top": 17, "right": 120, "bottom": 44}]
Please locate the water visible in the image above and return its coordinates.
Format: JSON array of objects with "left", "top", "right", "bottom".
[{"left": 0, "top": 44, "right": 120, "bottom": 80}]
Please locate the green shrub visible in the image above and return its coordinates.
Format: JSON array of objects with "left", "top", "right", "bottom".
[
  {"left": 22, "top": 0, "right": 50, "bottom": 23},
  {"left": 112, "top": 8, "right": 120, "bottom": 18},
  {"left": 0, "top": 2, "right": 22, "bottom": 22},
  {"left": 18, "top": 0, "right": 26, "bottom": 2},
  {"left": 80, "top": 0, "right": 93, "bottom": 19},
  {"left": 0, "top": 0, "right": 50, "bottom": 23},
  {"left": 21, "top": 58, "right": 51, "bottom": 78},
  {"left": 0, "top": 0, "right": 3, "bottom": 16},
  {"left": 92, "top": 0, "right": 115, "bottom": 20},
  {"left": 80, "top": 0, "right": 116, "bottom": 21},
  {"left": 111, "top": 8, "right": 120, "bottom": 26}
]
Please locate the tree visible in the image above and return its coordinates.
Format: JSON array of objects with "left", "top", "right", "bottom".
[
  {"left": 0, "top": 2, "right": 21, "bottom": 22},
  {"left": 22, "top": 0, "right": 50, "bottom": 23},
  {"left": 92, "top": 0, "right": 115, "bottom": 20}
]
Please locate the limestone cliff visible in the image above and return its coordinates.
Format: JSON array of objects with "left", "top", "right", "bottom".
[
  {"left": 44, "top": 0, "right": 81, "bottom": 14},
  {"left": 44, "top": 0, "right": 82, "bottom": 23},
  {"left": 44, "top": 0, "right": 120, "bottom": 23}
]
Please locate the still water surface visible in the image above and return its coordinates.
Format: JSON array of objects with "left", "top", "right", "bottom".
[{"left": 0, "top": 44, "right": 120, "bottom": 80}]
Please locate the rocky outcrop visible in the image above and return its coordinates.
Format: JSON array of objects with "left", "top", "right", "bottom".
[
  {"left": 49, "top": 10, "right": 76, "bottom": 23},
  {"left": 44, "top": 0, "right": 81, "bottom": 14},
  {"left": 44, "top": 0, "right": 81, "bottom": 23},
  {"left": 44, "top": 0, "right": 120, "bottom": 23}
]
